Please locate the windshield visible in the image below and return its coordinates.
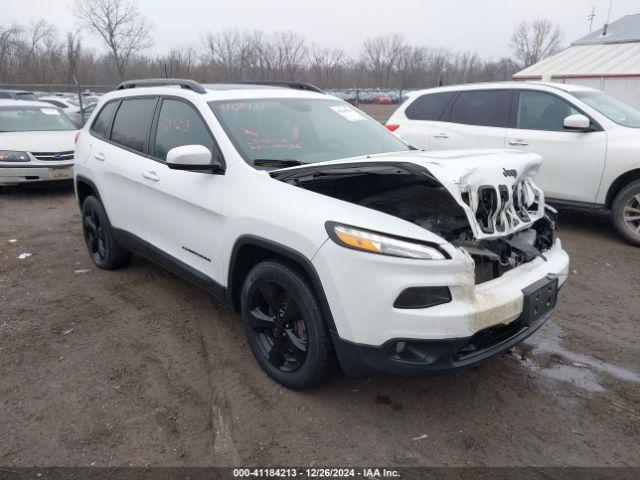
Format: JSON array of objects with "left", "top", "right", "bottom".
[
  {"left": 573, "top": 91, "right": 640, "bottom": 128},
  {"left": 0, "top": 106, "right": 76, "bottom": 132},
  {"left": 209, "top": 98, "right": 410, "bottom": 167}
]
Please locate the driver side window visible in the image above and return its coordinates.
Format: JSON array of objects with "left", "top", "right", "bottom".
[
  {"left": 516, "top": 91, "right": 580, "bottom": 132},
  {"left": 154, "top": 99, "right": 216, "bottom": 161}
]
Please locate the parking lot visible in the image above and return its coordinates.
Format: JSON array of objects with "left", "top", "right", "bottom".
[{"left": 0, "top": 104, "right": 638, "bottom": 468}]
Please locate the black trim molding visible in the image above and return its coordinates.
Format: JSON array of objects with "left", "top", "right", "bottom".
[
  {"left": 546, "top": 197, "right": 607, "bottom": 211},
  {"left": 227, "top": 235, "right": 338, "bottom": 333},
  {"left": 111, "top": 227, "right": 227, "bottom": 303},
  {"left": 74, "top": 174, "right": 101, "bottom": 206}
]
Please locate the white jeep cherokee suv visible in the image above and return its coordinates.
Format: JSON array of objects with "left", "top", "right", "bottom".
[
  {"left": 74, "top": 79, "right": 569, "bottom": 389},
  {"left": 387, "top": 82, "right": 640, "bottom": 245}
]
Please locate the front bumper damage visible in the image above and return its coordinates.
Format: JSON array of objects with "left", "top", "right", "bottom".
[
  {"left": 275, "top": 150, "right": 570, "bottom": 376},
  {"left": 316, "top": 238, "right": 568, "bottom": 376}
]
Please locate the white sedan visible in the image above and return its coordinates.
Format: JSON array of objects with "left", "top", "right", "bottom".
[{"left": 0, "top": 100, "right": 78, "bottom": 189}]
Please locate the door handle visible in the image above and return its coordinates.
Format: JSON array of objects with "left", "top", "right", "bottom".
[
  {"left": 142, "top": 170, "right": 160, "bottom": 182},
  {"left": 94, "top": 152, "right": 106, "bottom": 161},
  {"left": 508, "top": 139, "right": 529, "bottom": 146},
  {"left": 433, "top": 133, "right": 449, "bottom": 139}
]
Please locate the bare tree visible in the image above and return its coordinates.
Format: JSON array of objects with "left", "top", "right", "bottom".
[
  {"left": 71, "top": 0, "right": 153, "bottom": 78},
  {"left": 510, "top": 19, "right": 562, "bottom": 68},
  {"left": 0, "top": 16, "right": 538, "bottom": 91},
  {"left": 269, "top": 31, "right": 308, "bottom": 80},
  {"left": 395, "top": 46, "right": 428, "bottom": 90},
  {"left": 161, "top": 45, "right": 198, "bottom": 79},
  {"left": 308, "top": 43, "right": 345, "bottom": 88},
  {"left": 0, "top": 24, "right": 22, "bottom": 81},
  {"left": 448, "top": 51, "right": 483, "bottom": 84},
  {"left": 360, "top": 34, "right": 405, "bottom": 87},
  {"left": 203, "top": 30, "right": 260, "bottom": 81},
  {"left": 27, "top": 20, "right": 56, "bottom": 55},
  {"left": 17, "top": 20, "right": 60, "bottom": 83},
  {"left": 65, "top": 31, "right": 82, "bottom": 82}
]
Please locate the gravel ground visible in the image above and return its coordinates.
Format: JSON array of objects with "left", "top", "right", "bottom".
[{"left": 1, "top": 181, "right": 638, "bottom": 468}]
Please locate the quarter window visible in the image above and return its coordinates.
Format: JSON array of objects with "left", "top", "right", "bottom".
[
  {"left": 90, "top": 101, "right": 118, "bottom": 139},
  {"left": 154, "top": 99, "right": 215, "bottom": 161},
  {"left": 449, "top": 90, "right": 511, "bottom": 128},
  {"left": 110, "top": 98, "right": 157, "bottom": 153},
  {"left": 516, "top": 91, "right": 580, "bottom": 132},
  {"left": 405, "top": 92, "right": 456, "bottom": 121}
]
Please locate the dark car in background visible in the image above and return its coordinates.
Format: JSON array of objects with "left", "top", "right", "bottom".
[{"left": 0, "top": 89, "right": 38, "bottom": 101}]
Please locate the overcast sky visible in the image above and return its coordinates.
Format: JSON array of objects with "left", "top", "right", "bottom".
[{"left": 7, "top": 0, "right": 640, "bottom": 59}]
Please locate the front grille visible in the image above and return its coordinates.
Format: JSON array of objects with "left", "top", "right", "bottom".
[
  {"left": 31, "top": 151, "right": 74, "bottom": 161},
  {"left": 472, "top": 180, "right": 543, "bottom": 234}
]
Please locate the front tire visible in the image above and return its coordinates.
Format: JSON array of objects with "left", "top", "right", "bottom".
[
  {"left": 612, "top": 180, "right": 640, "bottom": 246},
  {"left": 81, "top": 195, "right": 132, "bottom": 269},
  {"left": 240, "top": 260, "right": 336, "bottom": 389}
]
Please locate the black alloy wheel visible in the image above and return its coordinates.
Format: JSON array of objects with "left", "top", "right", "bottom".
[
  {"left": 240, "top": 260, "right": 336, "bottom": 389},
  {"left": 81, "top": 196, "right": 131, "bottom": 269},
  {"left": 248, "top": 278, "right": 308, "bottom": 372},
  {"left": 83, "top": 205, "right": 107, "bottom": 264}
]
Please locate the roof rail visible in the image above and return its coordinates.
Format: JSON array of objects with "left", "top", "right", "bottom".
[
  {"left": 115, "top": 78, "right": 207, "bottom": 94},
  {"left": 236, "top": 81, "right": 324, "bottom": 93}
]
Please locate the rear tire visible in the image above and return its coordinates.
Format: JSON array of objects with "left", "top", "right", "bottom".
[
  {"left": 240, "top": 260, "right": 336, "bottom": 389},
  {"left": 611, "top": 180, "right": 640, "bottom": 246},
  {"left": 81, "top": 195, "right": 132, "bottom": 269}
]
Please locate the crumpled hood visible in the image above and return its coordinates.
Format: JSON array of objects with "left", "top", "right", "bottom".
[
  {"left": 404, "top": 149, "right": 545, "bottom": 239},
  {"left": 0, "top": 130, "right": 77, "bottom": 152},
  {"left": 272, "top": 149, "right": 546, "bottom": 240}
]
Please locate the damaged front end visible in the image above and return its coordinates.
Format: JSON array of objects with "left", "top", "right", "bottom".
[
  {"left": 271, "top": 153, "right": 558, "bottom": 285},
  {"left": 458, "top": 210, "right": 557, "bottom": 284}
]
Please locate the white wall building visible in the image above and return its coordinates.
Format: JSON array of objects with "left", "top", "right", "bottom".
[{"left": 513, "top": 14, "right": 640, "bottom": 108}]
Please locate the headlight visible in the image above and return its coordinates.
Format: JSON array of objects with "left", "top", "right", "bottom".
[
  {"left": 327, "top": 223, "right": 447, "bottom": 260},
  {"left": 0, "top": 151, "right": 29, "bottom": 162}
]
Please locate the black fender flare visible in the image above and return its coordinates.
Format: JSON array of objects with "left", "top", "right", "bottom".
[
  {"left": 226, "top": 235, "right": 337, "bottom": 333},
  {"left": 74, "top": 174, "right": 102, "bottom": 207}
]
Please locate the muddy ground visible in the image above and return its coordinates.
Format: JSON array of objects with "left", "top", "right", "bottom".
[
  {"left": 0, "top": 106, "right": 639, "bottom": 467},
  {"left": 1, "top": 183, "right": 639, "bottom": 468}
]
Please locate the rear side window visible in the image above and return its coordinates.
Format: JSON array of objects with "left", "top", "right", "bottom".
[
  {"left": 110, "top": 98, "right": 157, "bottom": 153},
  {"left": 154, "top": 99, "right": 215, "bottom": 161},
  {"left": 449, "top": 90, "right": 511, "bottom": 128},
  {"left": 405, "top": 92, "right": 455, "bottom": 121},
  {"left": 0, "top": 92, "right": 10, "bottom": 99},
  {"left": 90, "top": 101, "right": 118, "bottom": 138},
  {"left": 516, "top": 91, "right": 580, "bottom": 131}
]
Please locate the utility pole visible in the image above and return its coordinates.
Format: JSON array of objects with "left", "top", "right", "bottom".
[
  {"left": 73, "top": 74, "right": 85, "bottom": 125},
  {"left": 588, "top": 6, "right": 596, "bottom": 33},
  {"left": 603, "top": 0, "right": 614, "bottom": 36}
]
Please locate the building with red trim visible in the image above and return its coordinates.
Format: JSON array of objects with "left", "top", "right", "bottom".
[{"left": 513, "top": 14, "right": 640, "bottom": 108}]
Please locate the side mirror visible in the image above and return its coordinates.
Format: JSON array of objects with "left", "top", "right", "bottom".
[
  {"left": 563, "top": 114, "right": 592, "bottom": 131},
  {"left": 166, "top": 145, "right": 223, "bottom": 173}
]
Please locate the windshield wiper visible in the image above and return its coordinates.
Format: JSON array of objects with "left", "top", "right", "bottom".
[{"left": 252, "top": 158, "right": 307, "bottom": 168}]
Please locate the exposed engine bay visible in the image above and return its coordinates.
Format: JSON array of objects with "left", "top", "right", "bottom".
[{"left": 272, "top": 161, "right": 557, "bottom": 284}]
